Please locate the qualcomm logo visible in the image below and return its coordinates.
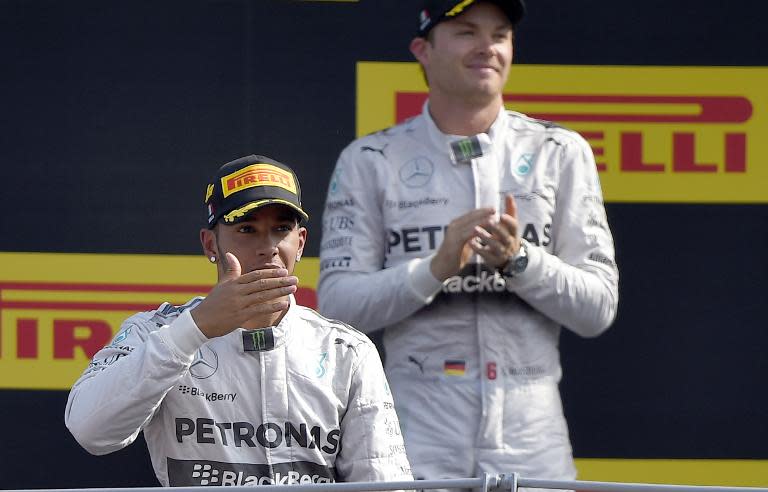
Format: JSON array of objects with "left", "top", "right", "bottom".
[
  {"left": 398, "top": 157, "right": 434, "bottom": 188},
  {"left": 189, "top": 345, "right": 218, "bottom": 379},
  {"left": 328, "top": 167, "right": 342, "bottom": 195},
  {"left": 111, "top": 327, "right": 131, "bottom": 345},
  {"left": 314, "top": 352, "right": 328, "bottom": 378},
  {"left": 514, "top": 153, "right": 535, "bottom": 176}
]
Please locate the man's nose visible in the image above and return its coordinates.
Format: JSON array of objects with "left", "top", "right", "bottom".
[
  {"left": 254, "top": 233, "right": 280, "bottom": 255},
  {"left": 474, "top": 32, "right": 497, "bottom": 54}
]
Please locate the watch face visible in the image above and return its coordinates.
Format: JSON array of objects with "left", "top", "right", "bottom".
[
  {"left": 503, "top": 243, "right": 529, "bottom": 276},
  {"left": 504, "top": 255, "right": 528, "bottom": 276},
  {"left": 513, "top": 255, "right": 529, "bottom": 274}
]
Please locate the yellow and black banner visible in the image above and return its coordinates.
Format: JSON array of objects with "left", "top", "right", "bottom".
[
  {"left": 0, "top": 252, "right": 319, "bottom": 390},
  {"left": 357, "top": 63, "right": 768, "bottom": 203}
]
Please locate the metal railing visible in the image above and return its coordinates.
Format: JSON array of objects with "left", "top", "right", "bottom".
[{"left": 5, "top": 473, "right": 768, "bottom": 492}]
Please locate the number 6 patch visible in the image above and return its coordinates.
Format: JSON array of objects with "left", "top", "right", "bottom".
[{"left": 486, "top": 362, "right": 497, "bottom": 380}]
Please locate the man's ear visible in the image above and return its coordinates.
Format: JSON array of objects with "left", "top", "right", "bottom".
[
  {"left": 296, "top": 226, "right": 308, "bottom": 260},
  {"left": 410, "top": 36, "right": 430, "bottom": 66},
  {"left": 200, "top": 228, "right": 218, "bottom": 259}
]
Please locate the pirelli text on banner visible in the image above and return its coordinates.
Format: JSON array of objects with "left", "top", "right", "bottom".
[
  {"left": 357, "top": 63, "right": 768, "bottom": 203},
  {"left": 0, "top": 253, "right": 320, "bottom": 390}
]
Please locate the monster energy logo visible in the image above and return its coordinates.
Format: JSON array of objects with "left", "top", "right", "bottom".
[
  {"left": 457, "top": 140, "right": 473, "bottom": 158},
  {"left": 450, "top": 136, "right": 483, "bottom": 163},
  {"left": 242, "top": 328, "right": 275, "bottom": 352},
  {"left": 252, "top": 331, "right": 266, "bottom": 349}
]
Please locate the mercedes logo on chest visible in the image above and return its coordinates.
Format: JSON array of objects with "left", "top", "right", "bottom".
[{"left": 189, "top": 345, "right": 218, "bottom": 379}]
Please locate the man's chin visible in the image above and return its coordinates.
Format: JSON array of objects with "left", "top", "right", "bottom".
[{"left": 462, "top": 85, "right": 503, "bottom": 106}]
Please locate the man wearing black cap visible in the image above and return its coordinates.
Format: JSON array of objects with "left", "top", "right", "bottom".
[
  {"left": 66, "top": 155, "right": 413, "bottom": 486},
  {"left": 319, "top": 0, "right": 619, "bottom": 487}
]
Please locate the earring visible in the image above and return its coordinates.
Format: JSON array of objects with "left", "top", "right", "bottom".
[
  {"left": 209, "top": 256, "right": 216, "bottom": 263},
  {"left": 295, "top": 254, "right": 302, "bottom": 262}
]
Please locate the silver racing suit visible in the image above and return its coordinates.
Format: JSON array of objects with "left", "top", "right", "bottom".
[
  {"left": 318, "top": 103, "right": 619, "bottom": 483},
  {"left": 66, "top": 296, "right": 413, "bottom": 487}
]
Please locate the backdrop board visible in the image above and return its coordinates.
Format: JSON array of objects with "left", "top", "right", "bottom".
[{"left": 0, "top": 0, "right": 766, "bottom": 488}]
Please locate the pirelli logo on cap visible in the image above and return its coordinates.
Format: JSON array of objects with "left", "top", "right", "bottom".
[
  {"left": 221, "top": 164, "right": 297, "bottom": 198},
  {"left": 357, "top": 63, "right": 768, "bottom": 203}
]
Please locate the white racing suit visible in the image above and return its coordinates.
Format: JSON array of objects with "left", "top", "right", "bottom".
[
  {"left": 318, "top": 103, "right": 619, "bottom": 485},
  {"left": 66, "top": 296, "right": 413, "bottom": 487}
]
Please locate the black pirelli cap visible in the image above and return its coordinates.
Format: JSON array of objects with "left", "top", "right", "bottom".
[{"left": 204, "top": 154, "right": 308, "bottom": 228}]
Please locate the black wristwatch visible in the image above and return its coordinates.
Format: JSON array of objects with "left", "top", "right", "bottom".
[{"left": 501, "top": 240, "right": 529, "bottom": 277}]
